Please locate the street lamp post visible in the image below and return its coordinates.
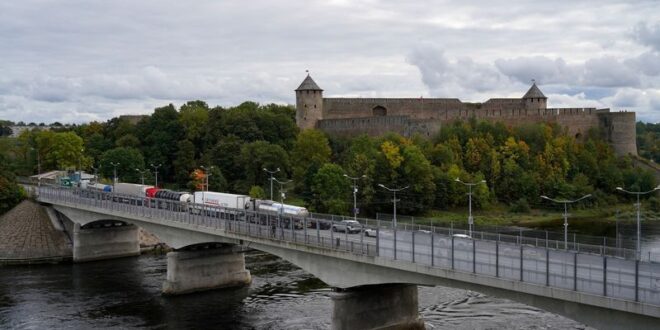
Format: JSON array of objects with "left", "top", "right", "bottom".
[
  {"left": 135, "top": 168, "right": 149, "bottom": 185},
  {"left": 344, "top": 174, "right": 366, "bottom": 221},
  {"left": 150, "top": 163, "right": 162, "bottom": 187},
  {"left": 91, "top": 166, "right": 99, "bottom": 183},
  {"left": 616, "top": 185, "right": 660, "bottom": 259},
  {"left": 31, "top": 147, "right": 41, "bottom": 186},
  {"left": 273, "top": 178, "right": 292, "bottom": 231},
  {"left": 540, "top": 194, "right": 592, "bottom": 250},
  {"left": 109, "top": 162, "right": 120, "bottom": 189},
  {"left": 78, "top": 148, "right": 84, "bottom": 186},
  {"left": 378, "top": 184, "right": 409, "bottom": 228},
  {"left": 201, "top": 166, "right": 214, "bottom": 191},
  {"left": 455, "top": 178, "right": 487, "bottom": 237},
  {"left": 263, "top": 167, "right": 280, "bottom": 200}
]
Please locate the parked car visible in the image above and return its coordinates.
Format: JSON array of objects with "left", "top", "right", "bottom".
[
  {"left": 308, "top": 219, "right": 331, "bottom": 230},
  {"left": 332, "top": 220, "right": 362, "bottom": 234},
  {"left": 363, "top": 228, "right": 377, "bottom": 237},
  {"left": 452, "top": 233, "right": 471, "bottom": 239}
]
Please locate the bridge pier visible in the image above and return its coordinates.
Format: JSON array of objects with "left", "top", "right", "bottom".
[
  {"left": 73, "top": 222, "right": 140, "bottom": 262},
  {"left": 331, "top": 284, "right": 424, "bottom": 330},
  {"left": 162, "top": 244, "right": 252, "bottom": 295}
]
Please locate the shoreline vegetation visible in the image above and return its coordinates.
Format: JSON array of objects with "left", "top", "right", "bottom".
[{"left": 1, "top": 105, "right": 659, "bottom": 232}]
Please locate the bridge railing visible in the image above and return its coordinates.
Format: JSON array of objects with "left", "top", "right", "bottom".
[{"left": 37, "top": 186, "right": 660, "bottom": 307}]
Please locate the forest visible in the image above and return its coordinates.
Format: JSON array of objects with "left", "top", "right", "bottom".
[{"left": 0, "top": 100, "right": 657, "bottom": 217}]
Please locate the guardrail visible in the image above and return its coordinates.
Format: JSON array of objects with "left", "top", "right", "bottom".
[{"left": 38, "top": 186, "right": 660, "bottom": 306}]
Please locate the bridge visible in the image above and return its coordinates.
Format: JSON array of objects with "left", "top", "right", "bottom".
[{"left": 37, "top": 186, "right": 660, "bottom": 330}]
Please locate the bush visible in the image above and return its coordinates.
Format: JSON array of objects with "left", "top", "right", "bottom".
[{"left": 509, "top": 198, "right": 531, "bottom": 213}]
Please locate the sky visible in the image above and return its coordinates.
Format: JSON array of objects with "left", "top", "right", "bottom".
[{"left": 1, "top": 0, "right": 659, "bottom": 124}]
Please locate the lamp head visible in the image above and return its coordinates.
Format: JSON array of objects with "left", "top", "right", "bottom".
[
  {"left": 378, "top": 184, "right": 385, "bottom": 188},
  {"left": 616, "top": 187, "right": 623, "bottom": 191},
  {"left": 455, "top": 178, "right": 461, "bottom": 182},
  {"left": 480, "top": 180, "right": 486, "bottom": 183},
  {"left": 343, "top": 174, "right": 349, "bottom": 178},
  {"left": 540, "top": 195, "right": 549, "bottom": 200}
]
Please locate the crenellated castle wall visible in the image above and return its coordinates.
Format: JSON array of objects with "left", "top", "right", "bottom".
[{"left": 297, "top": 79, "right": 637, "bottom": 156}]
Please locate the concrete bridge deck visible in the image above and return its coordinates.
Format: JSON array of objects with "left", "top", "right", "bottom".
[{"left": 37, "top": 186, "right": 660, "bottom": 329}]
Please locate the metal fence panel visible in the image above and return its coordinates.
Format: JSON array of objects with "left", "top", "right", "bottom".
[
  {"left": 548, "top": 250, "right": 575, "bottom": 290},
  {"left": 576, "top": 254, "right": 604, "bottom": 295},
  {"left": 606, "top": 258, "right": 636, "bottom": 301},
  {"left": 522, "top": 246, "right": 547, "bottom": 285}
]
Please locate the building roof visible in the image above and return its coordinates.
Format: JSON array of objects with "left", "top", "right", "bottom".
[
  {"left": 523, "top": 82, "right": 546, "bottom": 99},
  {"left": 295, "top": 75, "right": 323, "bottom": 91}
]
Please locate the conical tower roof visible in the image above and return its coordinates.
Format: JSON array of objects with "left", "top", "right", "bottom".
[
  {"left": 523, "top": 82, "right": 546, "bottom": 99},
  {"left": 295, "top": 74, "right": 323, "bottom": 91}
]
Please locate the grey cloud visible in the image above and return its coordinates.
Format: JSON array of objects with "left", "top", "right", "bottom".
[
  {"left": 494, "top": 56, "right": 577, "bottom": 85},
  {"left": 633, "top": 21, "right": 660, "bottom": 52},
  {"left": 625, "top": 51, "right": 660, "bottom": 76},
  {"left": 582, "top": 57, "right": 640, "bottom": 87},
  {"left": 1, "top": 1, "right": 660, "bottom": 122},
  {"left": 407, "top": 46, "right": 506, "bottom": 97}
]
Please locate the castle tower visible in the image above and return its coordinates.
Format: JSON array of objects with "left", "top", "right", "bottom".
[
  {"left": 295, "top": 74, "right": 324, "bottom": 130},
  {"left": 522, "top": 82, "right": 547, "bottom": 110}
]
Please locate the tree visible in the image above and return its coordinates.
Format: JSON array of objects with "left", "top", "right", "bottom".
[
  {"left": 249, "top": 186, "right": 266, "bottom": 199},
  {"left": 137, "top": 104, "right": 183, "bottom": 185},
  {"left": 99, "top": 147, "right": 145, "bottom": 183},
  {"left": 311, "top": 163, "right": 350, "bottom": 214},
  {"left": 173, "top": 140, "right": 196, "bottom": 186},
  {"left": 291, "top": 129, "right": 331, "bottom": 190},
  {"left": 35, "top": 131, "right": 86, "bottom": 171},
  {"left": 179, "top": 100, "right": 209, "bottom": 144},
  {"left": 237, "top": 141, "right": 290, "bottom": 193},
  {"left": 0, "top": 153, "right": 25, "bottom": 215}
]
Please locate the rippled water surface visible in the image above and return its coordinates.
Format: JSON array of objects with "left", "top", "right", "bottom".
[{"left": 0, "top": 251, "right": 591, "bottom": 329}]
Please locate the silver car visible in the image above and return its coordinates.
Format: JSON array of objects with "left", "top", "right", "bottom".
[{"left": 332, "top": 220, "right": 362, "bottom": 234}]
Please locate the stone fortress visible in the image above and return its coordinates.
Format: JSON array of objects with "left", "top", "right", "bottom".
[{"left": 295, "top": 74, "right": 637, "bottom": 156}]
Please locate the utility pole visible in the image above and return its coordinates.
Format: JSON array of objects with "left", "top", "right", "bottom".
[
  {"left": 541, "top": 194, "right": 592, "bottom": 250},
  {"left": 263, "top": 167, "right": 280, "bottom": 200},
  {"left": 78, "top": 148, "right": 84, "bottom": 186},
  {"left": 273, "top": 178, "right": 292, "bottom": 228},
  {"left": 378, "top": 184, "right": 409, "bottom": 228},
  {"left": 91, "top": 166, "right": 99, "bottom": 184},
  {"left": 150, "top": 163, "right": 162, "bottom": 187},
  {"left": 135, "top": 168, "right": 149, "bottom": 185},
  {"left": 455, "top": 178, "right": 487, "bottom": 237},
  {"left": 109, "top": 162, "right": 120, "bottom": 189},
  {"left": 616, "top": 185, "right": 660, "bottom": 259},
  {"left": 344, "top": 174, "right": 366, "bottom": 221}
]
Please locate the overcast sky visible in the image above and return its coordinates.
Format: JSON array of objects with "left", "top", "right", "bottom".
[{"left": 1, "top": 0, "right": 659, "bottom": 124}]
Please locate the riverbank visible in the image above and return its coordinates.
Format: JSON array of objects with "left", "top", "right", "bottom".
[
  {"left": 0, "top": 200, "right": 170, "bottom": 265},
  {"left": 0, "top": 200, "right": 72, "bottom": 265}
]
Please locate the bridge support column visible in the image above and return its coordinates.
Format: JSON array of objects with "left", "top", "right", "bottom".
[
  {"left": 162, "top": 244, "right": 252, "bottom": 295},
  {"left": 331, "top": 284, "right": 424, "bottom": 330},
  {"left": 73, "top": 222, "right": 140, "bottom": 262}
]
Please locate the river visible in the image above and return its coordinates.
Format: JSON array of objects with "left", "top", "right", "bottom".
[{"left": 0, "top": 251, "right": 592, "bottom": 329}]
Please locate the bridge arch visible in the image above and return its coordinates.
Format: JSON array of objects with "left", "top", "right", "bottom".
[{"left": 81, "top": 219, "right": 130, "bottom": 229}]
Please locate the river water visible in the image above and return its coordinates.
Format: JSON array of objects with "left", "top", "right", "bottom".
[{"left": 0, "top": 251, "right": 591, "bottom": 330}]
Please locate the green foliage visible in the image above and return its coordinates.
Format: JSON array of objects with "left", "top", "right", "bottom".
[
  {"left": 0, "top": 152, "right": 25, "bottom": 215},
  {"left": 5, "top": 101, "right": 652, "bottom": 218},
  {"left": 249, "top": 185, "right": 266, "bottom": 199},
  {"left": 99, "top": 147, "right": 145, "bottom": 183},
  {"left": 311, "top": 163, "right": 350, "bottom": 214},
  {"left": 509, "top": 198, "right": 531, "bottom": 213},
  {"left": 237, "top": 141, "right": 290, "bottom": 193},
  {"left": 291, "top": 129, "right": 331, "bottom": 191}
]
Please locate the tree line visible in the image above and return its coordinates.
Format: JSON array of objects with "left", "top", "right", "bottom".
[{"left": 0, "top": 101, "right": 657, "bottom": 217}]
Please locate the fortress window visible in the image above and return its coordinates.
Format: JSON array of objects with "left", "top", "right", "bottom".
[{"left": 373, "top": 106, "right": 387, "bottom": 117}]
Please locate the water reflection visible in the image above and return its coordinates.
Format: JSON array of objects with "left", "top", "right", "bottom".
[{"left": 0, "top": 251, "right": 592, "bottom": 329}]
